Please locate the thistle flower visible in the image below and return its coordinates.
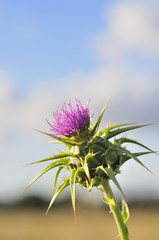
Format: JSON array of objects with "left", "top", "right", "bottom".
[
  {"left": 47, "top": 99, "right": 90, "bottom": 136},
  {"left": 25, "top": 99, "right": 155, "bottom": 240}
]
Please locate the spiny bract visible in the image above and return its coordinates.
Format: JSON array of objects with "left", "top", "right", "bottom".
[{"left": 25, "top": 99, "right": 154, "bottom": 216}]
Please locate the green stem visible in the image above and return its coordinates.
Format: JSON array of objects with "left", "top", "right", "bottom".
[{"left": 102, "top": 180, "right": 129, "bottom": 240}]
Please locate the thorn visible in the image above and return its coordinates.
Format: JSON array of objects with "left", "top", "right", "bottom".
[
  {"left": 142, "top": 163, "right": 153, "bottom": 175},
  {"left": 87, "top": 175, "right": 91, "bottom": 183},
  {"left": 23, "top": 184, "right": 30, "bottom": 192},
  {"left": 74, "top": 210, "right": 77, "bottom": 224},
  {"left": 46, "top": 206, "right": 50, "bottom": 216},
  {"left": 143, "top": 123, "right": 156, "bottom": 127},
  {"left": 24, "top": 161, "right": 37, "bottom": 166},
  {"left": 52, "top": 187, "right": 55, "bottom": 196}
]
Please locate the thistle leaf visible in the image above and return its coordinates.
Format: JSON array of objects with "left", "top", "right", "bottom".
[
  {"left": 89, "top": 176, "right": 102, "bottom": 189},
  {"left": 46, "top": 177, "right": 70, "bottom": 215},
  {"left": 99, "top": 166, "right": 126, "bottom": 199},
  {"left": 116, "top": 137, "right": 155, "bottom": 153},
  {"left": 83, "top": 153, "right": 99, "bottom": 182},
  {"left": 101, "top": 197, "right": 115, "bottom": 206},
  {"left": 121, "top": 151, "right": 152, "bottom": 165},
  {"left": 106, "top": 123, "right": 154, "bottom": 140},
  {"left": 33, "top": 129, "right": 82, "bottom": 146},
  {"left": 122, "top": 199, "right": 130, "bottom": 225},
  {"left": 86, "top": 152, "right": 101, "bottom": 168},
  {"left": 83, "top": 154, "right": 92, "bottom": 183},
  {"left": 27, "top": 152, "right": 74, "bottom": 165},
  {"left": 52, "top": 166, "right": 63, "bottom": 195},
  {"left": 98, "top": 123, "right": 134, "bottom": 137},
  {"left": 113, "top": 145, "right": 152, "bottom": 173},
  {"left": 70, "top": 169, "right": 76, "bottom": 222},
  {"left": 90, "top": 98, "right": 109, "bottom": 137},
  {"left": 24, "top": 158, "right": 69, "bottom": 191},
  {"left": 89, "top": 142, "right": 106, "bottom": 153}
]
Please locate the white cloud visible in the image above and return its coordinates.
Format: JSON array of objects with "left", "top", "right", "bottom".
[
  {"left": 0, "top": 63, "right": 158, "bottom": 141},
  {"left": 0, "top": 72, "right": 16, "bottom": 136},
  {"left": 0, "top": 72, "right": 13, "bottom": 101},
  {"left": 93, "top": 1, "right": 159, "bottom": 59}
]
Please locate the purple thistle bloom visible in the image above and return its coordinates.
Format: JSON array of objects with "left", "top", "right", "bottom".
[{"left": 47, "top": 99, "right": 90, "bottom": 136}]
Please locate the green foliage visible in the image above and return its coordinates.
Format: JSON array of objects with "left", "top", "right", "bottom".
[
  {"left": 70, "top": 169, "right": 77, "bottom": 221},
  {"left": 24, "top": 158, "right": 70, "bottom": 191},
  {"left": 28, "top": 152, "right": 76, "bottom": 165},
  {"left": 46, "top": 177, "right": 70, "bottom": 215},
  {"left": 90, "top": 98, "right": 109, "bottom": 137},
  {"left": 122, "top": 199, "right": 130, "bottom": 225},
  {"left": 101, "top": 197, "right": 115, "bottom": 206},
  {"left": 98, "top": 166, "right": 125, "bottom": 198},
  {"left": 52, "top": 166, "right": 63, "bottom": 194},
  {"left": 25, "top": 100, "right": 155, "bottom": 216}
]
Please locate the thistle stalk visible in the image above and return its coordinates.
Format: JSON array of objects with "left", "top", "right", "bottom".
[
  {"left": 25, "top": 99, "right": 155, "bottom": 240},
  {"left": 102, "top": 180, "right": 129, "bottom": 240}
]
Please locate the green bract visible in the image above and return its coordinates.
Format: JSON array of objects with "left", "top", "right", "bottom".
[{"left": 25, "top": 100, "right": 154, "bottom": 219}]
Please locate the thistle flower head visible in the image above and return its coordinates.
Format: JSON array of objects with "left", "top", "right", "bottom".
[
  {"left": 25, "top": 99, "right": 154, "bottom": 217},
  {"left": 47, "top": 99, "right": 90, "bottom": 136}
]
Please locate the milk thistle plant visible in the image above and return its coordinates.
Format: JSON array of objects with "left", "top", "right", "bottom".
[{"left": 25, "top": 99, "right": 154, "bottom": 240}]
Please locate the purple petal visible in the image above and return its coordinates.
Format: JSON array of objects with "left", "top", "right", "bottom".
[{"left": 47, "top": 99, "right": 90, "bottom": 136}]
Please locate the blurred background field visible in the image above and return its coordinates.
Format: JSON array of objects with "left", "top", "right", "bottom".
[
  {"left": 1, "top": 204, "right": 159, "bottom": 240},
  {"left": 0, "top": 197, "right": 159, "bottom": 240}
]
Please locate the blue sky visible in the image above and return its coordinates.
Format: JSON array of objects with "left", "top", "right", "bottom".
[
  {"left": 0, "top": 0, "right": 111, "bottom": 92},
  {"left": 0, "top": 0, "right": 159, "bottom": 204}
]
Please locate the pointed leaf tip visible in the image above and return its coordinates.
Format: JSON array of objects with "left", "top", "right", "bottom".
[
  {"left": 122, "top": 199, "right": 130, "bottom": 225},
  {"left": 33, "top": 129, "right": 82, "bottom": 146},
  {"left": 101, "top": 197, "right": 115, "bottom": 206},
  {"left": 46, "top": 177, "right": 70, "bottom": 215},
  {"left": 106, "top": 123, "right": 155, "bottom": 140},
  {"left": 24, "top": 159, "right": 68, "bottom": 192},
  {"left": 100, "top": 166, "right": 127, "bottom": 200},
  {"left": 90, "top": 98, "right": 109, "bottom": 137},
  {"left": 52, "top": 166, "right": 63, "bottom": 195},
  {"left": 117, "top": 146, "right": 153, "bottom": 174},
  {"left": 70, "top": 169, "right": 77, "bottom": 222}
]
